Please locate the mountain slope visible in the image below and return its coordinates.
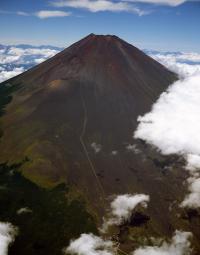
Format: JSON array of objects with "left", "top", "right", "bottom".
[
  {"left": 0, "top": 33, "right": 176, "bottom": 203},
  {"left": 1, "top": 35, "right": 175, "bottom": 187},
  {"left": 1, "top": 34, "right": 199, "bottom": 254}
]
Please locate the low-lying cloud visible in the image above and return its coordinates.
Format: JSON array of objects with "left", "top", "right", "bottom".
[
  {"left": 0, "top": 67, "right": 24, "bottom": 83},
  {"left": 64, "top": 233, "right": 116, "bottom": 255},
  {"left": 91, "top": 142, "right": 102, "bottom": 153},
  {"left": 1, "top": 45, "right": 199, "bottom": 86},
  {"left": 134, "top": 52, "right": 200, "bottom": 208},
  {"left": 133, "top": 230, "right": 192, "bottom": 255},
  {"left": 0, "top": 222, "right": 18, "bottom": 255},
  {"left": 147, "top": 51, "right": 200, "bottom": 78},
  {"left": 181, "top": 177, "right": 200, "bottom": 208},
  {"left": 135, "top": 74, "right": 200, "bottom": 158},
  {"left": 0, "top": 44, "right": 62, "bottom": 83},
  {"left": 101, "top": 194, "right": 149, "bottom": 232},
  {"left": 65, "top": 230, "right": 192, "bottom": 255},
  {"left": 0, "top": 9, "right": 71, "bottom": 19},
  {"left": 126, "top": 144, "right": 140, "bottom": 154},
  {"left": 64, "top": 194, "right": 192, "bottom": 255}
]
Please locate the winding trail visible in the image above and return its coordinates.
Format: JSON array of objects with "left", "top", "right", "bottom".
[{"left": 79, "top": 84, "right": 106, "bottom": 203}]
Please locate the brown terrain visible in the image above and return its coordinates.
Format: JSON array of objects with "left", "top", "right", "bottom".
[{"left": 0, "top": 34, "right": 200, "bottom": 254}]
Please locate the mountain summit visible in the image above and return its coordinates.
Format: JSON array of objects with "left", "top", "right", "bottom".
[
  {"left": 1, "top": 35, "right": 198, "bottom": 254},
  {"left": 0, "top": 33, "right": 176, "bottom": 194}
]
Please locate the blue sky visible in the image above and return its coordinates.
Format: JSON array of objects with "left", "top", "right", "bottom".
[{"left": 0, "top": 0, "right": 200, "bottom": 52}]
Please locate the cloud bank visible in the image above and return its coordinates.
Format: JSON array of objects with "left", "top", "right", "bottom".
[
  {"left": 64, "top": 233, "right": 116, "bottom": 255},
  {"left": 133, "top": 230, "right": 192, "bottom": 255},
  {"left": 135, "top": 74, "right": 200, "bottom": 158},
  {"left": 0, "top": 222, "right": 18, "bottom": 255},
  {"left": 0, "top": 67, "right": 24, "bottom": 83},
  {"left": 181, "top": 177, "right": 200, "bottom": 208},
  {"left": 147, "top": 51, "right": 200, "bottom": 78},
  {"left": 135, "top": 50, "right": 200, "bottom": 208},
  {"left": 0, "top": 45, "right": 61, "bottom": 83}
]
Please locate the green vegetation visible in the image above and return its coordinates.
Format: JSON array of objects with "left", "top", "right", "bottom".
[
  {"left": 0, "top": 81, "right": 97, "bottom": 254},
  {"left": 0, "top": 81, "right": 19, "bottom": 140},
  {"left": 0, "top": 81, "right": 18, "bottom": 117},
  {"left": 0, "top": 162, "right": 97, "bottom": 255}
]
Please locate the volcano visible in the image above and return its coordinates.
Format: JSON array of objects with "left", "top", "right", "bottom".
[{"left": 0, "top": 34, "right": 199, "bottom": 255}]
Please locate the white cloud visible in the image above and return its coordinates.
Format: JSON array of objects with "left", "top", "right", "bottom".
[
  {"left": 110, "top": 194, "right": 150, "bottom": 222},
  {"left": 64, "top": 230, "right": 192, "bottom": 255},
  {"left": 17, "top": 207, "right": 32, "bottom": 215},
  {"left": 0, "top": 222, "right": 18, "bottom": 255},
  {"left": 34, "top": 58, "right": 46, "bottom": 64},
  {"left": 181, "top": 177, "right": 200, "bottom": 208},
  {"left": 0, "top": 45, "right": 60, "bottom": 83},
  {"left": 186, "top": 154, "right": 200, "bottom": 172},
  {"left": 64, "top": 233, "right": 116, "bottom": 255},
  {"left": 91, "top": 142, "right": 102, "bottom": 153},
  {"left": 101, "top": 194, "right": 149, "bottom": 232},
  {"left": 135, "top": 50, "right": 200, "bottom": 208},
  {"left": 133, "top": 230, "right": 192, "bottom": 255},
  {"left": 0, "top": 10, "right": 30, "bottom": 16},
  {"left": 35, "top": 10, "right": 71, "bottom": 19},
  {"left": 16, "top": 11, "right": 29, "bottom": 16},
  {"left": 177, "top": 52, "right": 200, "bottom": 63},
  {"left": 125, "top": 0, "right": 187, "bottom": 6},
  {"left": 0, "top": 46, "right": 58, "bottom": 66},
  {"left": 0, "top": 55, "right": 20, "bottom": 65},
  {"left": 111, "top": 150, "right": 118, "bottom": 155},
  {"left": 126, "top": 144, "right": 140, "bottom": 154},
  {"left": 0, "top": 9, "right": 71, "bottom": 19},
  {"left": 134, "top": 69, "right": 200, "bottom": 208},
  {"left": 65, "top": 195, "right": 149, "bottom": 254},
  {"left": 135, "top": 74, "right": 200, "bottom": 157},
  {"left": 7, "top": 47, "right": 58, "bottom": 57},
  {"left": 0, "top": 67, "right": 24, "bottom": 83},
  {"left": 51, "top": 0, "right": 149, "bottom": 15},
  {"left": 148, "top": 52, "right": 200, "bottom": 78}
]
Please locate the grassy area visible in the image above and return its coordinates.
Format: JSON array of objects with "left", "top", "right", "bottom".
[
  {"left": 0, "top": 80, "right": 19, "bottom": 141},
  {"left": 0, "top": 81, "right": 18, "bottom": 117},
  {"left": 0, "top": 162, "right": 97, "bottom": 255},
  {"left": 0, "top": 81, "right": 97, "bottom": 254}
]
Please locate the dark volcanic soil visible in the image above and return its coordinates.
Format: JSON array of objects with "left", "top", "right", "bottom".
[{"left": 0, "top": 34, "right": 199, "bottom": 254}]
